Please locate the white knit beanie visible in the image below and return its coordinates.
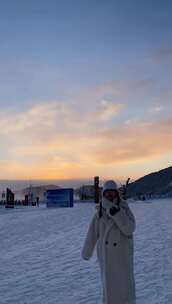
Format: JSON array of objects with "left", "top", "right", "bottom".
[{"left": 102, "top": 180, "right": 118, "bottom": 195}]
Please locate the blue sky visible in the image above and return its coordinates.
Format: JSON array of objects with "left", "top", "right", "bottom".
[{"left": 0, "top": 0, "right": 172, "bottom": 181}]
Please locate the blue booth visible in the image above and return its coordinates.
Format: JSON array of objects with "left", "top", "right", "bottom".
[{"left": 46, "top": 188, "right": 74, "bottom": 208}]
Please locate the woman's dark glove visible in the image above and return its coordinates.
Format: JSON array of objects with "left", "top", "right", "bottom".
[{"left": 109, "top": 205, "right": 120, "bottom": 216}]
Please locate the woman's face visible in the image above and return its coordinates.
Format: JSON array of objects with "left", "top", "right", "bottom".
[{"left": 104, "top": 190, "right": 117, "bottom": 202}]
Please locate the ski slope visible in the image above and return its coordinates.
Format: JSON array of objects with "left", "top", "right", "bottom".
[{"left": 0, "top": 199, "right": 172, "bottom": 304}]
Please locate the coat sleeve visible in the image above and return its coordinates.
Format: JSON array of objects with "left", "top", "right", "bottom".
[
  {"left": 81, "top": 213, "right": 99, "bottom": 260},
  {"left": 109, "top": 200, "right": 136, "bottom": 236}
]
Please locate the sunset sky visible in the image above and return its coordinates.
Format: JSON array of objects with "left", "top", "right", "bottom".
[{"left": 0, "top": 0, "right": 172, "bottom": 182}]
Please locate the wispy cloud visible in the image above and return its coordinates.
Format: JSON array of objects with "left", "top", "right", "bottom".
[
  {"left": 149, "top": 105, "right": 163, "bottom": 113},
  {"left": 0, "top": 61, "right": 172, "bottom": 180},
  {"left": 94, "top": 100, "right": 124, "bottom": 121},
  {"left": 153, "top": 47, "right": 172, "bottom": 63},
  {"left": 0, "top": 94, "right": 172, "bottom": 179},
  {"left": 90, "top": 119, "right": 172, "bottom": 164}
]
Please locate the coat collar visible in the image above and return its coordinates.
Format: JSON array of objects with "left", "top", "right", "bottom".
[{"left": 101, "top": 196, "right": 119, "bottom": 211}]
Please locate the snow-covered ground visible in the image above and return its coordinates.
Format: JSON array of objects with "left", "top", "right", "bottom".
[{"left": 0, "top": 199, "right": 172, "bottom": 304}]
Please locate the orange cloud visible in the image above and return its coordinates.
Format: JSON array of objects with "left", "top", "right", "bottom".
[
  {"left": 90, "top": 119, "right": 172, "bottom": 164},
  {"left": 0, "top": 94, "right": 171, "bottom": 180}
]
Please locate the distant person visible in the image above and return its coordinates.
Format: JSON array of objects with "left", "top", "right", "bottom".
[
  {"left": 36, "top": 197, "right": 39, "bottom": 207},
  {"left": 81, "top": 180, "right": 136, "bottom": 304}
]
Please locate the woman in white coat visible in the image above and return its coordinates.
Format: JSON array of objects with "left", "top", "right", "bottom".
[{"left": 81, "top": 180, "right": 136, "bottom": 304}]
